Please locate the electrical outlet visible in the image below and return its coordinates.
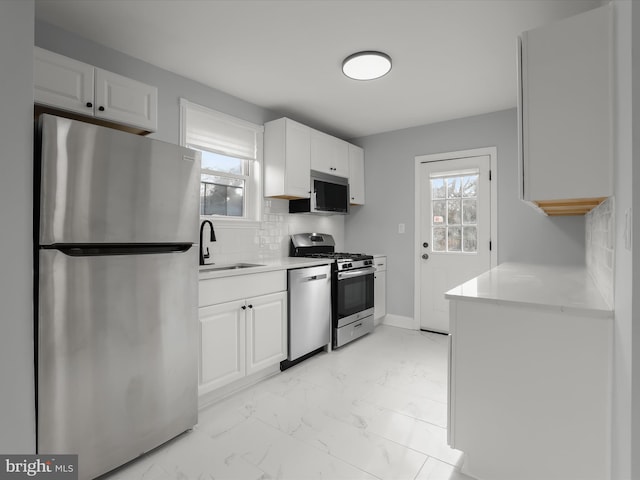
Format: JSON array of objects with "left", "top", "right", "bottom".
[{"left": 398, "top": 223, "right": 405, "bottom": 234}]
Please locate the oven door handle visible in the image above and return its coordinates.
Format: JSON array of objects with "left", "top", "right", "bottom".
[{"left": 337, "top": 267, "right": 375, "bottom": 280}]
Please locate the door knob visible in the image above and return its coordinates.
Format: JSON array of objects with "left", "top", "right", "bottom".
[{"left": 422, "top": 253, "right": 429, "bottom": 260}]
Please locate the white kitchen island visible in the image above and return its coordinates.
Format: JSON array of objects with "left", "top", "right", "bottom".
[{"left": 445, "top": 263, "right": 613, "bottom": 480}]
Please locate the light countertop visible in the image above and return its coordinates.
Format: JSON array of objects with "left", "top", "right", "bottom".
[
  {"left": 199, "top": 257, "right": 333, "bottom": 280},
  {"left": 445, "top": 263, "right": 613, "bottom": 318}
]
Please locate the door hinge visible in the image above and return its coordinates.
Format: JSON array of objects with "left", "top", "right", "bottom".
[{"left": 489, "top": 169, "right": 492, "bottom": 181}]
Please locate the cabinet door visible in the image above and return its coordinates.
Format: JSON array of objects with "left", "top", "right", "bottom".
[
  {"left": 34, "top": 47, "right": 94, "bottom": 116},
  {"left": 374, "top": 270, "right": 386, "bottom": 322},
  {"left": 284, "top": 120, "right": 312, "bottom": 198},
  {"left": 311, "top": 129, "right": 349, "bottom": 177},
  {"left": 348, "top": 144, "right": 365, "bottom": 205},
  {"left": 95, "top": 68, "right": 158, "bottom": 132},
  {"left": 264, "top": 118, "right": 311, "bottom": 199},
  {"left": 519, "top": 5, "right": 611, "bottom": 206},
  {"left": 199, "top": 299, "right": 246, "bottom": 394},
  {"left": 246, "top": 291, "right": 287, "bottom": 375}
]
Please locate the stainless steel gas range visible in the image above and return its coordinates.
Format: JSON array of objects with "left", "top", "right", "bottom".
[{"left": 290, "top": 233, "right": 375, "bottom": 348}]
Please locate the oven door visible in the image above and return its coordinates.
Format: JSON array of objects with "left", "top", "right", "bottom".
[{"left": 335, "top": 266, "right": 375, "bottom": 328}]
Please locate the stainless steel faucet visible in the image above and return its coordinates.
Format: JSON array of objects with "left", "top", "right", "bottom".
[{"left": 199, "top": 220, "right": 216, "bottom": 265}]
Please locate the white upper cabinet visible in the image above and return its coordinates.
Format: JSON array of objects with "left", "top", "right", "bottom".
[
  {"left": 264, "top": 118, "right": 311, "bottom": 199},
  {"left": 518, "top": 5, "right": 612, "bottom": 216},
  {"left": 264, "top": 117, "right": 364, "bottom": 203},
  {"left": 34, "top": 47, "right": 94, "bottom": 116},
  {"left": 94, "top": 68, "right": 157, "bottom": 132},
  {"left": 310, "top": 129, "right": 349, "bottom": 178},
  {"left": 348, "top": 144, "right": 365, "bottom": 205},
  {"left": 34, "top": 47, "right": 158, "bottom": 133}
]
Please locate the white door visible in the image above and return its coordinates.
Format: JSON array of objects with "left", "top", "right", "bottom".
[
  {"left": 199, "top": 299, "right": 246, "bottom": 394},
  {"left": 419, "top": 155, "right": 492, "bottom": 333},
  {"left": 245, "top": 291, "right": 287, "bottom": 375}
]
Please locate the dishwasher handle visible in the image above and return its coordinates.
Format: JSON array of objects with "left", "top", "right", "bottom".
[{"left": 301, "top": 273, "right": 328, "bottom": 282}]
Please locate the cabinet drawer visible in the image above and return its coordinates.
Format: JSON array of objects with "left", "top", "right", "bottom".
[{"left": 199, "top": 270, "right": 286, "bottom": 307}]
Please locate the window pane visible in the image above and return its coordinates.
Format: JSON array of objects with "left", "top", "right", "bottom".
[
  {"left": 226, "top": 186, "right": 243, "bottom": 217},
  {"left": 462, "top": 175, "right": 478, "bottom": 197},
  {"left": 462, "top": 199, "right": 477, "bottom": 224},
  {"left": 200, "top": 175, "right": 245, "bottom": 217},
  {"left": 431, "top": 178, "right": 446, "bottom": 199},
  {"left": 447, "top": 199, "right": 461, "bottom": 225},
  {"left": 196, "top": 148, "right": 247, "bottom": 176},
  {"left": 433, "top": 227, "right": 446, "bottom": 252},
  {"left": 463, "top": 226, "right": 477, "bottom": 252},
  {"left": 447, "top": 177, "right": 462, "bottom": 198},
  {"left": 433, "top": 200, "right": 446, "bottom": 225},
  {"left": 448, "top": 226, "right": 462, "bottom": 252}
]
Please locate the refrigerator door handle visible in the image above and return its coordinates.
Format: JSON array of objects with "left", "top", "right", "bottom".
[{"left": 48, "top": 243, "right": 193, "bottom": 257}]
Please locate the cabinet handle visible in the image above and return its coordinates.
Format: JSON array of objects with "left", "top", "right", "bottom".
[
  {"left": 241, "top": 305, "right": 246, "bottom": 310},
  {"left": 86, "top": 102, "right": 93, "bottom": 108},
  {"left": 98, "top": 106, "right": 105, "bottom": 111}
]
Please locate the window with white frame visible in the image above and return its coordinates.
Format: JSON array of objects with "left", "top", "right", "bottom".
[{"left": 180, "top": 99, "right": 263, "bottom": 222}]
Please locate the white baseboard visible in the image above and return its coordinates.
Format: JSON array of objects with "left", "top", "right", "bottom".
[
  {"left": 198, "top": 364, "right": 280, "bottom": 410},
  {"left": 381, "top": 314, "right": 416, "bottom": 330}
]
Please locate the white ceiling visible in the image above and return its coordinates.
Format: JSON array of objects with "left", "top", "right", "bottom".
[{"left": 34, "top": 0, "right": 603, "bottom": 139}]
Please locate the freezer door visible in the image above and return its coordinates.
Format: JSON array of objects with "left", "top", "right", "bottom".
[
  {"left": 37, "top": 248, "right": 198, "bottom": 480},
  {"left": 38, "top": 114, "right": 200, "bottom": 245}
]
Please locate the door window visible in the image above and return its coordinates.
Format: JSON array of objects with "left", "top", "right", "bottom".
[{"left": 430, "top": 170, "right": 479, "bottom": 253}]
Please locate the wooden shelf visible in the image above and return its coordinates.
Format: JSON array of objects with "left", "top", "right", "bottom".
[{"left": 534, "top": 197, "right": 607, "bottom": 216}]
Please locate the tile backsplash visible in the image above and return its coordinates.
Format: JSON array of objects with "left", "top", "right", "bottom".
[
  {"left": 585, "top": 197, "right": 614, "bottom": 307},
  {"left": 202, "top": 198, "right": 345, "bottom": 264}
]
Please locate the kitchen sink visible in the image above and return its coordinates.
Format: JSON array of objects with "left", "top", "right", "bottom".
[{"left": 200, "top": 263, "right": 265, "bottom": 272}]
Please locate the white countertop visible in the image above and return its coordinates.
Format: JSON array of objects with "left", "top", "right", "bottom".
[
  {"left": 445, "top": 263, "right": 613, "bottom": 318},
  {"left": 199, "top": 257, "right": 333, "bottom": 280}
]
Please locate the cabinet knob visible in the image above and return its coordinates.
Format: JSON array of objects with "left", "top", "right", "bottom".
[
  {"left": 248, "top": 304, "right": 253, "bottom": 309},
  {"left": 241, "top": 305, "right": 247, "bottom": 310},
  {"left": 86, "top": 102, "right": 93, "bottom": 108},
  {"left": 98, "top": 106, "right": 105, "bottom": 112},
  {"left": 422, "top": 253, "right": 429, "bottom": 260}
]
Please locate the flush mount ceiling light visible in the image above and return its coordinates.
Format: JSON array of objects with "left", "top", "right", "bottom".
[{"left": 342, "top": 51, "right": 392, "bottom": 81}]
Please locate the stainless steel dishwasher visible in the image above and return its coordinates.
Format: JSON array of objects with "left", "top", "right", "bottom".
[{"left": 284, "top": 264, "right": 332, "bottom": 367}]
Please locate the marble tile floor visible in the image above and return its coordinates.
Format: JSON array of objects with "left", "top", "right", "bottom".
[{"left": 104, "top": 325, "right": 473, "bottom": 480}]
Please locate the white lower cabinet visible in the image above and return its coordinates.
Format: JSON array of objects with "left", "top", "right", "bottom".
[
  {"left": 199, "top": 299, "right": 246, "bottom": 392},
  {"left": 245, "top": 292, "right": 287, "bottom": 375},
  {"left": 198, "top": 271, "right": 287, "bottom": 396},
  {"left": 447, "top": 266, "right": 612, "bottom": 480},
  {"left": 373, "top": 255, "right": 386, "bottom": 324}
]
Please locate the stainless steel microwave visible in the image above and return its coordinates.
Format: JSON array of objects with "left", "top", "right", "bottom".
[{"left": 289, "top": 170, "right": 350, "bottom": 215}]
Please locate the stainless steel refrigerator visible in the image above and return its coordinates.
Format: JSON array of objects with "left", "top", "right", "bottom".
[{"left": 35, "top": 114, "right": 201, "bottom": 480}]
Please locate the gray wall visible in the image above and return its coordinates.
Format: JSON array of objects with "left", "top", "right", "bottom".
[
  {"left": 35, "top": 20, "right": 281, "bottom": 144},
  {"left": 345, "top": 108, "right": 586, "bottom": 319},
  {"left": 0, "top": 0, "right": 36, "bottom": 452}
]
